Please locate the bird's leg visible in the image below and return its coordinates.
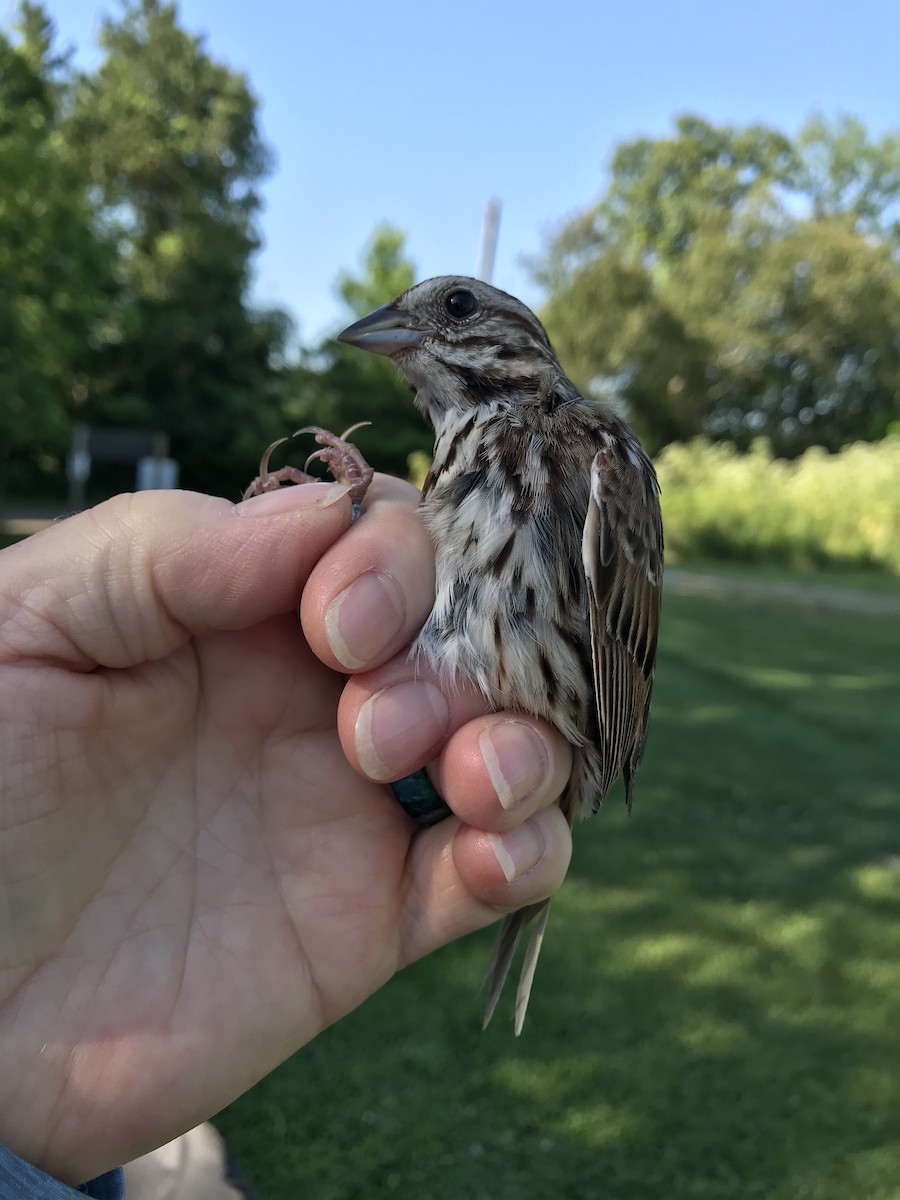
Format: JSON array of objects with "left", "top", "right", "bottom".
[{"left": 243, "top": 424, "right": 374, "bottom": 521}]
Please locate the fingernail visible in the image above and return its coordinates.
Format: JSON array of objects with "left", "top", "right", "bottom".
[
  {"left": 479, "top": 721, "right": 550, "bottom": 811},
  {"left": 355, "top": 681, "right": 449, "bottom": 781},
  {"left": 488, "top": 820, "right": 546, "bottom": 883},
  {"left": 325, "top": 572, "right": 406, "bottom": 669},
  {"left": 237, "top": 482, "right": 352, "bottom": 516}
]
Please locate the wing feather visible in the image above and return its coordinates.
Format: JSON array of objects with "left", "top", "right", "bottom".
[{"left": 582, "top": 440, "right": 664, "bottom": 810}]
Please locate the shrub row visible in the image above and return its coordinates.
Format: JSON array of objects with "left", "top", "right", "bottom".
[{"left": 656, "top": 436, "right": 900, "bottom": 572}]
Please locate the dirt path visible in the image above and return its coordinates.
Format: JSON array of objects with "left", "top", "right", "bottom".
[{"left": 665, "top": 568, "right": 900, "bottom": 616}]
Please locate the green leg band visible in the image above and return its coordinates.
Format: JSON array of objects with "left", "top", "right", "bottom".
[{"left": 390, "top": 771, "right": 452, "bottom": 826}]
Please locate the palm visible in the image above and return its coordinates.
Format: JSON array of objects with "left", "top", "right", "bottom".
[{"left": 2, "top": 608, "right": 415, "bottom": 1167}]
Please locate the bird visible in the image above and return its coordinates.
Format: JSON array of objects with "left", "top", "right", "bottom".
[{"left": 325, "top": 276, "right": 664, "bottom": 1033}]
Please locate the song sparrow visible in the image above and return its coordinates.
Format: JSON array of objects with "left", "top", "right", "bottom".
[{"left": 251, "top": 277, "right": 664, "bottom": 1033}]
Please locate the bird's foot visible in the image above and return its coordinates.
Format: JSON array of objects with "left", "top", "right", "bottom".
[
  {"left": 293, "top": 423, "right": 374, "bottom": 517},
  {"left": 243, "top": 423, "right": 374, "bottom": 520},
  {"left": 242, "top": 436, "right": 316, "bottom": 499}
]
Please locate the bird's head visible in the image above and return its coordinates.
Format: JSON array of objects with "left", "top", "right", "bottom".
[{"left": 337, "top": 275, "right": 563, "bottom": 426}]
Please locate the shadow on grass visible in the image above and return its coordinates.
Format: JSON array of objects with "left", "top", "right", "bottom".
[{"left": 216, "top": 593, "right": 900, "bottom": 1200}]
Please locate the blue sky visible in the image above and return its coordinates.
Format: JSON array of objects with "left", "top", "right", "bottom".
[{"left": 4, "top": 0, "right": 899, "bottom": 341}]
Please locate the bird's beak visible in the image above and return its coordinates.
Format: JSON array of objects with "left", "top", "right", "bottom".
[{"left": 337, "top": 304, "right": 424, "bottom": 357}]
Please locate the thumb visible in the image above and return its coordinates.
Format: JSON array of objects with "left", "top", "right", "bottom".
[{"left": 0, "top": 484, "right": 353, "bottom": 670}]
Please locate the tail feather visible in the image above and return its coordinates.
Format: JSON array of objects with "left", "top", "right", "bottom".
[
  {"left": 482, "top": 766, "right": 580, "bottom": 1033},
  {"left": 514, "top": 903, "right": 550, "bottom": 1036},
  {"left": 482, "top": 899, "right": 550, "bottom": 1033}
]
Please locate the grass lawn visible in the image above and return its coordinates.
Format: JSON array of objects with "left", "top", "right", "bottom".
[{"left": 215, "top": 584, "right": 900, "bottom": 1200}]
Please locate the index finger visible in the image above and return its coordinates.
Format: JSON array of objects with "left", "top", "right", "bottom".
[{"left": 0, "top": 485, "right": 353, "bottom": 671}]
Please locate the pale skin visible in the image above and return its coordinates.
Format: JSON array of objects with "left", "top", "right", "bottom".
[{"left": 0, "top": 476, "right": 573, "bottom": 1185}]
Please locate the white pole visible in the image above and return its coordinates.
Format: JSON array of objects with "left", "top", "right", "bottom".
[{"left": 475, "top": 198, "right": 502, "bottom": 283}]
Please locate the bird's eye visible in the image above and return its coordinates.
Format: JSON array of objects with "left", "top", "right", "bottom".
[{"left": 445, "top": 289, "right": 478, "bottom": 319}]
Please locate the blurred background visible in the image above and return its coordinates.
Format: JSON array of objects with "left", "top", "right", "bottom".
[{"left": 1, "top": 1, "right": 898, "bottom": 1196}]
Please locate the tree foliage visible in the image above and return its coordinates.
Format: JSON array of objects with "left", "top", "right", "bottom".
[
  {"left": 0, "top": 5, "right": 115, "bottom": 489},
  {"left": 63, "top": 0, "right": 290, "bottom": 495},
  {"left": 537, "top": 114, "right": 900, "bottom": 455},
  {"left": 1, "top": 0, "right": 291, "bottom": 499}
]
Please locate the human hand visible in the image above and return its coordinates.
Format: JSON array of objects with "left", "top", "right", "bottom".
[{"left": 0, "top": 477, "right": 572, "bottom": 1183}]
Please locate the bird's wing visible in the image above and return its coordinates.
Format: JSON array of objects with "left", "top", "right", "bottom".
[{"left": 582, "top": 439, "right": 664, "bottom": 809}]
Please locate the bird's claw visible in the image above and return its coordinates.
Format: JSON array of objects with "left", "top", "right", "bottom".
[
  {"left": 243, "top": 424, "right": 374, "bottom": 519},
  {"left": 242, "top": 437, "right": 317, "bottom": 500}
]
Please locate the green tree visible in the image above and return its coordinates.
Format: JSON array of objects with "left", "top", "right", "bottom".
[
  {"left": 290, "top": 225, "right": 431, "bottom": 480},
  {"left": 597, "top": 115, "right": 798, "bottom": 271},
  {"left": 0, "top": 5, "right": 115, "bottom": 493},
  {"left": 537, "top": 114, "right": 900, "bottom": 455},
  {"left": 64, "top": 0, "right": 291, "bottom": 496},
  {"left": 798, "top": 113, "right": 900, "bottom": 232}
]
